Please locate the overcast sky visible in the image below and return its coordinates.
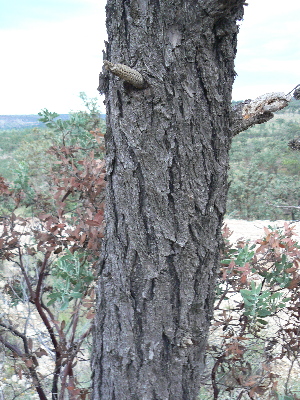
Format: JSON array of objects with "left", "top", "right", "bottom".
[{"left": 0, "top": 0, "right": 299, "bottom": 115}]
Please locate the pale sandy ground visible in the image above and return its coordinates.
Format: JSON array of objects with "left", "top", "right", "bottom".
[{"left": 224, "top": 219, "right": 300, "bottom": 243}]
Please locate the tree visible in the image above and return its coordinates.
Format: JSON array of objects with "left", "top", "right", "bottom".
[{"left": 92, "top": 2, "right": 294, "bottom": 399}]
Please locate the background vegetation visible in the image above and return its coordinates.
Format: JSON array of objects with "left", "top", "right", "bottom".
[
  {"left": 227, "top": 99, "right": 300, "bottom": 220},
  {"left": 1, "top": 100, "right": 300, "bottom": 220}
]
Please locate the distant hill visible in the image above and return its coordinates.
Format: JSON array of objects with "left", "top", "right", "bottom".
[
  {"left": 0, "top": 114, "right": 106, "bottom": 130},
  {"left": 0, "top": 114, "right": 69, "bottom": 130},
  {"left": 1, "top": 99, "right": 297, "bottom": 130}
]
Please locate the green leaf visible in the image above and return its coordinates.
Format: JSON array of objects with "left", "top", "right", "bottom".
[
  {"left": 257, "top": 309, "right": 271, "bottom": 317},
  {"left": 257, "top": 319, "right": 268, "bottom": 325},
  {"left": 70, "top": 292, "right": 83, "bottom": 299}
]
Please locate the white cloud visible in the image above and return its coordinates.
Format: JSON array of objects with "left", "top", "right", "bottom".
[
  {"left": 0, "top": 5, "right": 107, "bottom": 114},
  {"left": 236, "top": 58, "right": 299, "bottom": 74},
  {"left": 1, "top": 1, "right": 299, "bottom": 112},
  {"left": 233, "top": 0, "right": 300, "bottom": 100}
]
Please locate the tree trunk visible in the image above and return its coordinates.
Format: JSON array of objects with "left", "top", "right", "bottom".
[{"left": 92, "top": 1, "right": 245, "bottom": 399}]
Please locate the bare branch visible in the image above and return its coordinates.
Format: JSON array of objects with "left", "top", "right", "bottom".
[
  {"left": 0, "top": 334, "right": 23, "bottom": 357},
  {"left": 0, "top": 333, "right": 48, "bottom": 400},
  {"left": 231, "top": 92, "right": 291, "bottom": 136},
  {"left": 35, "top": 251, "right": 51, "bottom": 301}
]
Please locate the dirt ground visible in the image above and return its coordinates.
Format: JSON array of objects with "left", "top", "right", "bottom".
[{"left": 224, "top": 219, "right": 300, "bottom": 243}]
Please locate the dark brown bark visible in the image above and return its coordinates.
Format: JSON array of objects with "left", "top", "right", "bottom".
[{"left": 92, "top": 1, "right": 245, "bottom": 399}]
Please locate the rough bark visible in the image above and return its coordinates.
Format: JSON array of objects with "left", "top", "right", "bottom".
[{"left": 92, "top": 1, "right": 245, "bottom": 400}]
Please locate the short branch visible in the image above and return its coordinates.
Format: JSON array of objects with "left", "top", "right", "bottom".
[
  {"left": 0, "top": 334, "right": 23, "bottom": 357},
  {"left": 231, "top": 92, "right": 291, "bottom": 136}
]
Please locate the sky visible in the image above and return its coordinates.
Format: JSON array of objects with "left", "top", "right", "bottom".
[{"left": 0, "top": 0, "right": 299, "bottom": 115}]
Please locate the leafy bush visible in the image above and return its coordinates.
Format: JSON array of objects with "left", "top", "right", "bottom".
[
  {"left": 202, "top": 223, "right": 300, "bottom": 399},
  {"left": 0, "top": 94, "right": 105, "bottom": 400}
]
